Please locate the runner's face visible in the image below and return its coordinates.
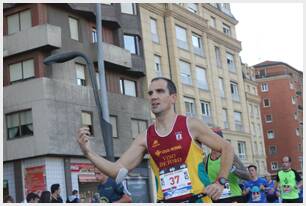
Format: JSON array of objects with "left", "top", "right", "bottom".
[
  {"left": 248, "top": 167, "right": 257, "bottom": 178},
  {"left": 148, "top": 80, "right": 176, "bottom": 115},
  {"left": 282, "top": 157, "right": 291, "bottom": 170}
]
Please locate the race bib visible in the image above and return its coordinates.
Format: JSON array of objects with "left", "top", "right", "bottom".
[
  {"left": 219, "top": 182, "right": 231, "bottom": 199},
  {"left": 159, "top": 164, "right": 192, "bottom": 200},
  {"left": 283, "top": 185, "right": 292, "bottom": 193}
]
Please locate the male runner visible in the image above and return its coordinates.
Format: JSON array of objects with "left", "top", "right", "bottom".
[{"left": 77, "top": 77, "right": 234, "bottom": 202}]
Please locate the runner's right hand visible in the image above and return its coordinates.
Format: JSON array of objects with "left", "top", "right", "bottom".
[{"left": 77, "top": 127, "right": 91, "bottom": 155}]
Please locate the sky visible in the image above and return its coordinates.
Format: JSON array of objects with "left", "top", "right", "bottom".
[{"left": 230, "top": 3, "right": 303, "bottom": 71}]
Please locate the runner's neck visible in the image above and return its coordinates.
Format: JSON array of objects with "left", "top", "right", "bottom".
[{"left": 155, "top": 112, "right": 177, "bottom": 136}]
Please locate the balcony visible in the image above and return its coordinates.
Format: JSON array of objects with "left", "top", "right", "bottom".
[
  {"left": 3, "top": 24, "right": 61, "bottom": 58},
  {"left": 91, "top": 42, "right": 132, "bottom": 69}
]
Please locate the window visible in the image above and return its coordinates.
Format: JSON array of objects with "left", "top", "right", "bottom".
[
  {"left": 120, "top": 79, "right": 137, "bottom": 97},
  {"left": 184, "top": 97, "right": 196, "bottom": 117},
  {"left": 187, "top": 3, "right": 198, "bottom": 13},
  {"left": 298, "top": 144, "right": 302, "bottom": 152},
  {"left": 248, "top": 104, "right": 253, "bottom": 117},
  {"left": 6, "top": 110, "right": 33, "bottom": 139},
  {"left": 254, "top": 142, "right": 258, "bottom": 154},
  {"left": 269, "top": 145, "right": 277, "bottom": 155},
  {"left": 219, "top": 77, "right": 225, "bottom": 98},
  {"left": 222, "top": 109, "right": 228, "bottom": 129},
  {"left": 120, "top": 3, "right": 137, "bottom": 15},
  {"left": 256, "top": 124, "right": 261, "bottom": 136},
  {"left": 259, "top": 142, "right": 264, "bottom": 154},
  {"left": 230, "top": 81, "right": 240, "bottom": 101},
  {"left": 150, "top": 18, "right": 159, "bottom": 43},
  {"left": 154, "top": 55, "right": 162, "bottom": 77},
  {"left": 9, "top": 59, "right": 34, "bottom": 83},
  {"left": 237, "top": 141, "right": 246, "bottom": 159},
  {"left": 226, "top": 52, "right": 235, "bottom": 72},
  {"left": 92, "top": 27, "right": 97, "bottom": 43},
  {"left": 271, "top": 162, "right": 278, "bottom": 171},
  {"left": 7, "top": 9, "right": 32, "bottom": 35},
  {"left": 267, "top": 130, "right": 274, "bottom": 139},
  {"left": 266, "top": 114, "right": 272, "bottom": 123},
  {"left": 289, "top": 81, "right": 294, "bottom": 89},
  {"left": 196, "top": 67, "right": 208, "bottom": 90},
  {"left": 69, "top": 17, "right": 79, "bottom": 41},
  {"left": 215, "top": 47, "right": 222, "bottom": 68},
  {"left": 96, "top": 72, "right": 100, "bottom": 90},
  {"left": 254, "top": 105, "right": 260, "bottom": 117},
  {"left": 131, "top": 119, "right": 147, "bottom": 138},
  {"left": 192, "top": 33, "right": 204, "bottom": 56},
  {"left": 252, "top": 86, "right": 257, "bottom": 95},
  {"left": 81, "top": 111, "right": 93, "bottom": 135},
  {"left": 292, "top": 96, "right": 296, "bottom": 104},
  {"left": 294, "top": 112, "right": 298, "bottom": 120},
  {"left": 176, "top": 25, "right": 188, "bottom": 50},
  {"left": 263, "top": 99, "right": 270, "bottom": 107},
  {"left": 234, "top": 111, "right": 243, "bottom": 132},
  {"left": 210, "top": 16, "right": 216, "bottom": 28},
  {"left": 124, "top": 35, "right": 139, "bottom": 55},
  {"left": 76, "top": 63, "right": 86, "bottom": 86},
  {"left": 222, "top": 23, "right": 231, "bottom": 36},
  {"left": 261, "top": 83, "right": 269, "bottom": 92},
  {"left": 251, "top": 123, "right": 255, "bottom": 135},
  {"left": 110, "top": 116, "right": 118, "bottom": 138},
  {"left": 200, "top": 101, "right": 212, "bottom": 126},
  {"left": 296, "top": 128, "right": 300, "bottom": 136},
  {"left": 180, "top": 60, "right": 192, "bottom": 85},
  {"left": 298, "top": 156, "right": 303, "bottom": 170}
]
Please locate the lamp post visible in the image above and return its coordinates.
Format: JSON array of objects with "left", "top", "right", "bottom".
[{"left": 44, "top": 51, "right": 115, "bottom": 161}]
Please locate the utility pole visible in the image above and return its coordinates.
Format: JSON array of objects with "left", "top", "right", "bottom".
[{"left": 96, "top": 3, "right": 114, "bottom": 161}]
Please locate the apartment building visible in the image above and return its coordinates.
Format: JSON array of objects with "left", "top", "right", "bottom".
[
  {"left": 139, "top": 3, "right": 254, "bottom": 168},
  {"left": 254, "top": 61, "right": 303, "bottom": 175},
  {"left": 242, "top": 63, "right": 267, "bottom": 175},
  {"left": 3, "top": 3, "right": 153, "bottom": 202}
]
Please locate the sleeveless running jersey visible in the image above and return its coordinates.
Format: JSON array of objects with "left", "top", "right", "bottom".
[{"left": 146, "top": 115, "right": 212, "bottom": 202}]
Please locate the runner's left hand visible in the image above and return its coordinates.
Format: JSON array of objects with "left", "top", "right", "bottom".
[{"left": 205, "top": 183, "right": 224, "bottom": 200}]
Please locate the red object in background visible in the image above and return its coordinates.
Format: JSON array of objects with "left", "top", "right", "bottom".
[{"left": 24, "top": 165, "right": 46, "bottom": 195}]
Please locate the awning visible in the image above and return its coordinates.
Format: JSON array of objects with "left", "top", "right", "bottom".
[{"left": 78, "top": 174, "right": 98, "bottom": 183}]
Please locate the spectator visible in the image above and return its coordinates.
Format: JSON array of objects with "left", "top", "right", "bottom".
[
  {"left": 4, "top": 195, "right": 15, "bottom": 203},
  {"left": 39, "top": 191, "right": 51, "bottom": 203},
  {"left": 50, "top": 184, "right": 63, "bottom": 203},
  {"left": 96, "top": 172, "right": 132, "bottom": 203},
  {"left": 242, "top": 165, "right": 268, "bottom": 203},
  {"left": 66, "top": 189, "right": 80, "bottom": 203},
  {"left": 26, "top": 192, "right": 40, "bottom": 203}
]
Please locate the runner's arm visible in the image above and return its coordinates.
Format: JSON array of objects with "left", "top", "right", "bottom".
[
  {"left": 189, "top": 117, "right": 234, "bottom": 179},
  {"left": 232, "top": 154, "right": 250, "bottom": 180},
  {"left": 77, "top": 127, "right": 147, "bottom": 179}
]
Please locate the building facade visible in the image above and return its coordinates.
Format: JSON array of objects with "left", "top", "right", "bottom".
[
  {"left": 242, "top": 63, "right": 267, "bottom": 175},
  {"left": 254, "top": 61, "right": 303, "bottom": 175},
  {"left": 139, "top": 3, "right": 254, "bottom": 169},
  {"left": 3, "top": 3, "right": 153, "bottom": 202}
]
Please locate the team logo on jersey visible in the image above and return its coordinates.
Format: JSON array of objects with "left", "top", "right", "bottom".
[
  {"left": 152, "top": 140, "right": 160, "bottom": 148},
  {"left": 175, "top": 132, "right": 183, "bottom": 141}
]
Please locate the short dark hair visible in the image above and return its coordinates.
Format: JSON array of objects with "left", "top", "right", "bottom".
[
  {"left": 248, "top": 164, "right": 257, "bottom": 170},
  {"left": 51, "top": 184, "right": 60, "bottom": 194},
  {"left": 72, "top": 190, "right": 78, "bottom": 195},
  {"left": 283, "top": 155, "right": 292, "bottom": 162},
  {"left": 26, "top": 192, "right": 39, "bottom": 202},
  {"left": 151, "top": 77, "right": 177, "bottom": 95},
  {"left": 39, "top": 191, "right": 51, "bottom": 203}
]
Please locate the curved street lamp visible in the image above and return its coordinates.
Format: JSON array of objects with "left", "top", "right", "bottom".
[{"left": 44, "top": 51, "right": 115, "bottom": 161}]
